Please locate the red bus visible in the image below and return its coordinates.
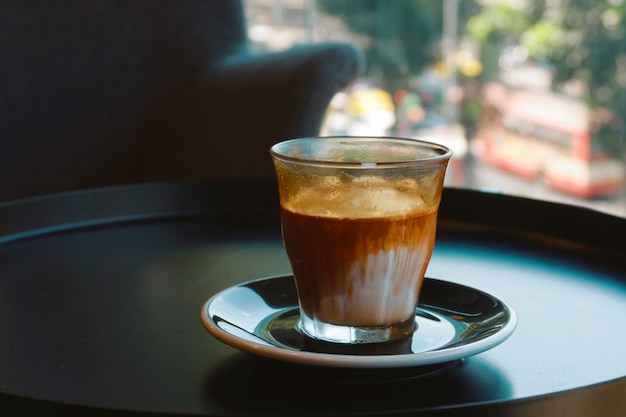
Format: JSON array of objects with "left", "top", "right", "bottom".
[{"left": 474, "top": 83, "right": 624, "bottom": 198}]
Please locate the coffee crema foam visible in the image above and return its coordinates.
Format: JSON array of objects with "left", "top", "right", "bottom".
[
  {"left": 282, "top": 176, "right": 435, "bottom": 219},
  {"left": 280, "top": 180, "right": 439, "bottom": 327}
]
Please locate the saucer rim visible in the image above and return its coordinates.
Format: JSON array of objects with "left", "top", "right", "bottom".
[{"left": 200, "top": 275, "right": 517, "bottom": 369}]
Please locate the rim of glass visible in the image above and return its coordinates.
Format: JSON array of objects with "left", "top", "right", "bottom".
[{"left": 270, "top": 136, "right": 452, "bottom": 167}]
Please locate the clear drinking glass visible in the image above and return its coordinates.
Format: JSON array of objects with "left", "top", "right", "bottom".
[{"left": 270, "top": 136, "right": 451, "bottom": 344}]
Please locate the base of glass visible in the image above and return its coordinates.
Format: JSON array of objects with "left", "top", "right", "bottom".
[{"left": 299, "top": 311, "right": 416, "bottom": 344}]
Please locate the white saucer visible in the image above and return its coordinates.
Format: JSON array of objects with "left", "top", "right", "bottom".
[{"left": 200, "top": 275, "right": 517, "bottom": 369}]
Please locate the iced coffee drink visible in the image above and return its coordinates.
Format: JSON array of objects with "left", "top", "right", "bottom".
[{"left": 271, "top": 137, "right": 451, "bottom": 344}]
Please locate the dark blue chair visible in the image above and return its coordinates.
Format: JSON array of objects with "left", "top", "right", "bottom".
[{"left": 0, "top": 0, "right": 364, "bottom": 202}]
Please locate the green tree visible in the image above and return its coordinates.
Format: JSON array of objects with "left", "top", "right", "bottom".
[
  {"left": 316, "top": 0, "right": 444, "bottom": 91},
  {"left": 540, "top": 0, "right": 626, "bottom": 155},
  {"left": 468, "top": 0, "right": 626, "bottom": 155}
]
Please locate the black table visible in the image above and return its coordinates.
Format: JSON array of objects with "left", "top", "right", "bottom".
[{"left": 1, "top": 180, "right": 625, "bottom": 416}]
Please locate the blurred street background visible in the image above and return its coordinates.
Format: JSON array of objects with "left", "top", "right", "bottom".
[{"left": 245, "top": 0, "right": 626, "bottom": 217}]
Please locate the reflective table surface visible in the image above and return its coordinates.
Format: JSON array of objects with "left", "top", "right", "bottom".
[{"left": 0, "top": 180, "right": 625, "bottom": 416}]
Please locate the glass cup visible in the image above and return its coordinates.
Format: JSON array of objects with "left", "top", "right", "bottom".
[{"left": 270, "top": 136, "right": 451, "bottom": 344}]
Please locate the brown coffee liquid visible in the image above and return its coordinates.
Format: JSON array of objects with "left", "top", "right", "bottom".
[{"left": 281, "top": 206, "right": 437, "bottom": 327}]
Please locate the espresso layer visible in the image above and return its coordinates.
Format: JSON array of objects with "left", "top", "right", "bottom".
[{"left": 281, "top": 208, "right": 437, "bottom": 326}]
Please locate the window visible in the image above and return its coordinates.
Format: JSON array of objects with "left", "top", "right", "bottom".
[{"left": 245, "top": 0, "right": 626, "bottom": 217}]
